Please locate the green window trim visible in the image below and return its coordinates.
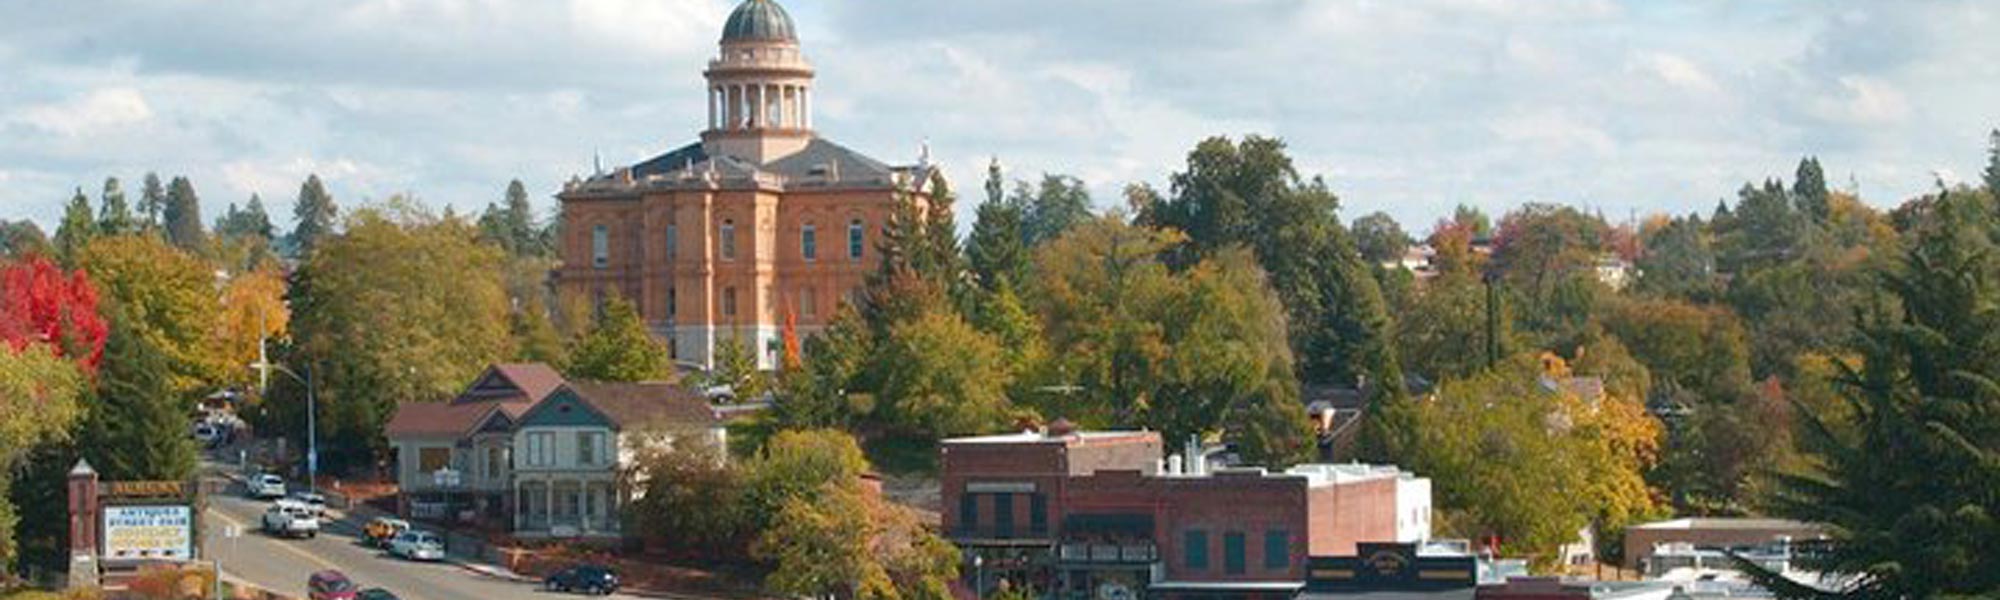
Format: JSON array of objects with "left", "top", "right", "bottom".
[
  {"left": 1264, "top": 530, "right": 1289, "bottom": 570},
  {"left": 1223, "top": 531, "right": 1246, "bottom": 574},
  {"left": 1185, "top": 530, "right": 1209, "bottom": 570}
]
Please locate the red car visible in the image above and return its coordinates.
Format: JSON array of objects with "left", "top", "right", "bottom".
[{"left": 307, "top": 570, "right": 357, "bottom": 600}]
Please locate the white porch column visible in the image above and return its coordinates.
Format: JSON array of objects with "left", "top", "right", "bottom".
[
  {"left": 707, "top": 87, "right": 717, "bottom": 129},
  {"left": 802, "top": 88, "right": 811, "bottom": 129}
]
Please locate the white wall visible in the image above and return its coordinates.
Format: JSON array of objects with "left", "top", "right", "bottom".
[{"left": 1395, "top": 476, "right": 1433, "bottom": 543}]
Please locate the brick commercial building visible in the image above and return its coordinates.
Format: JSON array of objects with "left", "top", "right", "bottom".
[
  {"left": 942, "top": 423, "right": 1433, "bottom": 600},
  {"left": 555, "top": 0, "right": 937, "bottom": 370},
  {"left": 1620, "top": 517, "right": 1825, "bottom": 572}
]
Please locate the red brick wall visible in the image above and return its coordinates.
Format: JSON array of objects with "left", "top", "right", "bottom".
[
  {"left": 1305, "top": 476, "right": 1399, "bottom": 556},
  {"left": 940, "top": 441, "right": 1066, "bottom": 537}
]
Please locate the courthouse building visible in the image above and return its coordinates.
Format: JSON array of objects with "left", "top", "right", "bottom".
[{"left": 555, "top": 0, "right": 938, "bottom": 368}]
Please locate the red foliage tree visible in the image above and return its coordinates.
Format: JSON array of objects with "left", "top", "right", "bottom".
[{"left": 0, "top": 255, "right": 109, "bottom": 372}]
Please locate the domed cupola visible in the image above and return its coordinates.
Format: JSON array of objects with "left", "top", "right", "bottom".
[
  {"left": 703, "top": 0, "right": 816, "bottom": 163},
  {"left": 722, "top": 0, "right": 797, "bottom": 43}
]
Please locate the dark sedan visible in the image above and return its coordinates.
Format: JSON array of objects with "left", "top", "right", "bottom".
[{"left": 542, "top": 564, "right": 620, "bottom": 595}]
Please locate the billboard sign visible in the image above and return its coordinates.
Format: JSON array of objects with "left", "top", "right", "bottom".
[{"left": 102, "top": 505, "right": 193, "bottom": 560}]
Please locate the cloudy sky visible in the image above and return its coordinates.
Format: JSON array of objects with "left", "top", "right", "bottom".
[{"left": 2, "top": 0, "right": 1996, "bottom": 235}]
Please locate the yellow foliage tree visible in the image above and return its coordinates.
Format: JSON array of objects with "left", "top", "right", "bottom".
[{"left": 215, "top": 268, "right": 289, "bottom": 387}]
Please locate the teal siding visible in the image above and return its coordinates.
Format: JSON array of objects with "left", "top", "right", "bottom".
[{"left": 517, "top": 389, "right": 612, "bottom": 428}]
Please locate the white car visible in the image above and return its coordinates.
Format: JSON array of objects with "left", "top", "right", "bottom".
[
  {"left": 287, "top": 491, "right": 329, "bottom": 521},
  {"left": 249, "top": 474, "right": 287, "bottom": 499},
  {"left": 388, "top": 530, "right": 446, "bottom": 562},
  {"left": 261, "top": 500, "right": 320, "bottom": 539}
]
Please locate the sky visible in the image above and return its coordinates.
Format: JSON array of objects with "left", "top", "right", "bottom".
[{"left": 1, "top": 0, "right": 1996, "bottom": 236}]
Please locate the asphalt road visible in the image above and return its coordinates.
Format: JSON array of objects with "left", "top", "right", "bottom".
[{"left": 202, "top": 483, "right": 638, "bottom": 600}]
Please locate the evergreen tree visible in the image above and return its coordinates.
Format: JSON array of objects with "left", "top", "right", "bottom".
[
  {"left": 85, "top": 316, "right": 198, "bottom": 481},
  {"left": 564, "top": 296, "right": 671, "bottom": 382},
  {"left": 1985, "top": 128, "right": 1999, "bottom": 195},
  {"left": 97, "top": 177, "right": 136, "bottom": 236},
  {"left": 966, "top": 160, "right": 1029, "bottom": 291},
  {"left": 162, "top": 176, "right": 206, "bottom": 252},
  {"left": 503, "top": 179, "right": 541, "bottom": 256},
  {"left": 137, "top": 172, "right": 166, "bottom": 233},
  {"left": 289, "top": 174, "right": 338, "bottom": 257},
  {"left": 1021, "top": 174, "right": 1093, "bottom": 247},
  {"left": 1793, "top": 156, "right": 1830, "bottom": 223},
  {"left": 508, "top": 293, "right": 567, "bottom": 366},
  {"left": 0, "top": 221, "right": 50, "bottom": 259},
  {"left": 1759, "top": 190, "right": 2000, "bottom": 597},
  {"left": 54, "top": 189, "right": 97, "bottom": 265}
]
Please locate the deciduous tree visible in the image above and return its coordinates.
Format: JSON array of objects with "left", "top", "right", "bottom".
[
  {"left": 564, "top": 296, "right": 671, "bottom": 383},
  {"left": 77, "top": 235, "right": 223, "bottom": 395},
  {"left": 0, "top": 255, "right": 109, "bottom": 371}
]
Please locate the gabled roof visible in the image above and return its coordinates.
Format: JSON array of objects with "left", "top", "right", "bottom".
[
  {"left": 389, "top": 363, "right": 568, "bottom": 439},
  {"left": 519, "top": 382, "right": 719, "bottom": 431},
  {"left": 385, "top": 402, "right": 506, "bottom": 438}
]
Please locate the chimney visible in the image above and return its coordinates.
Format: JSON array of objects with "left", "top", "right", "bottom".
[
  {"left": 1185, "top": 434, "right": 1204, "bottom": 476},
  {"left": 1167, "top": 454, "right": 1183, "bottom": 476}
]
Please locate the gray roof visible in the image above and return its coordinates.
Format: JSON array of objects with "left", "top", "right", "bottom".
[
  {"left": 722, "top": 0, "right": 796, "bottom": 43},
  {"left": 623, "top": 138, "right": 899, "bottom": 187}
]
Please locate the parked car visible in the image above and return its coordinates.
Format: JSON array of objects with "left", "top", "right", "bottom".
[
  {"left": 356, "top": 588, "right": 399, "bottom": 600},
  {"left": 387, "top": 530, "right": 445, "bottom": 562},
  {"left": 288, "top": 491, "right": 329, "bottom": 521},
  {"left": 248, "top": 474, "right": 286, "bottom": 499},
  {"left": 261, "top": 500, "right": 321, "bottom": 538},
  {"left": 307, "top": 570, "right": 357, "bottom": 600},
  {"left": 544, "top": 564, "right": 620, "bottom": 595},
  {"left": 363, "top": 517, "right": 411, "bottom": 548}
]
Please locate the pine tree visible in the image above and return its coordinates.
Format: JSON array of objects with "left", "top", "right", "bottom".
[
  {"left": 137, "top": 172, "right": 166, "bottom": 234},
  {"left": 289, "top": 174, "right": 338, "bottom": 257},
  {"left": 504, "top": 179, "right": 540, "bottom": 256},
  {"left": 1758, "top": 190, "right": 2000, "bottom": 596},
  {"left": 162, "top": 176, "right": 206, "bottom": 252},
  {"left": 243, "top": 194, "right": 275, "bottom": 240},
  {"left": 53, "top": 189, "right": 96, "bottom": 265},
  {"left": 97, "top": 177, "right": 136, "bottom": 236},
  {"left": 85, "top": 317, "right": 198, "bottom": 481},
  {"left": 966, "top": 160, "right": 1029, "bottom": 292},
  {"left": 1984, "top": 128, "right": 1999, "bottom": 195},
  {"left": 563, "top": 296, "right": 670, "bottom": 382},
  {"left": 1793, "top": 156, "right": 1830, "bottom": 223}
]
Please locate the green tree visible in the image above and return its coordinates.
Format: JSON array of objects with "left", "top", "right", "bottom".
[
  {"left": 53, "top": 189, "right": 95, "bottom": 265},
  {"left": 1396, "top": 273, "right": 1518, "bottom": 382},
  {"left": 289, "top": 174, "right": 338, "bottom": 257},
  {"left": 0, "top": 343, "right": 86, "bottom": 571},
  {"left": 876, "top": 308, "right": 1013, "bottom": 437},
  {"left": 97, "top": 177, "right": 136, "bottom": 236},
  {"left": 162, "top": 176, "right": 206, "bottom": 252},
  {"left": 755, "top": 486, "right": 895, "bottom": 600},
  {"left": 508, "top": 292, "right": 567, "bottom": 366},
  {"left": 564, "top": 296, "right": 671, "bottom": 383},
  {"left": 0, "top": 220, "right": 50, "bottom": 259},
  {"left": 626, "top": 431, "right": 752, "bottom": 561},
  {"left": 1029, "top": 219, "right": 1303, "bottom": 462},
  {"left": 1793, "top": 156, "right": 1830, "bottom": 223},
  {"left": 1759, "top": 190, "right": 2000, "bottom": 597},
  {"left": 1141, "top": 135, "right": 1401, "bottom": 391},
  {"left": 77, "top": 235, "right": 225, "bottom": 398},
  {"left": 1983, "top": 128, "right": 1998, "bottom": 195},
  {"left": 138, "top": 172, "right": 166, "bottom": 233},
  {"left": 966, "top": 160, "right": 1030, "bottom": 292},
  {"left": 84, "top": 316, "right": 197, "bottom": 482},
  {"left": 1389, "top": 354, "right": 1661, "bottom": 570},
  {"left": 1021, "top": 174, "right": 1093, "bottom": 247},
  {"left": 285, "top": 200, "right": 510, "bottom": 472},
  {"left": 1453, "top": 204, "right": 1493, "bottom": 238},
  {"left": 1352, "top": 211, "right": 1410, "bottom": 264},
  {"left": 1633, "top": 215, "right": 1721, "bottom": 301},
  {"left": 707, "top": 333, "right": 768, "bottom": 400},
  {"left": 477, "top": 180, "right": 547, "bottom": 257}
]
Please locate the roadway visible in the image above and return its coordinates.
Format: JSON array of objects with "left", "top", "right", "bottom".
[{"left": 201, "top": 480, "right": 638, "bottom": 600}]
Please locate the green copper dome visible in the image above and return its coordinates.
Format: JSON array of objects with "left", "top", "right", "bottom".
[{"left": 722, "top": 0, "right": 797, "bottom": 43}]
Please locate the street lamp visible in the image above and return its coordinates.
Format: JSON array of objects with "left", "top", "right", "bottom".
[{"left": 252, "top": 359, "right": 316, "bottom": 494}]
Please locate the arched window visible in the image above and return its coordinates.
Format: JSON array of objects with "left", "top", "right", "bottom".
[
  {"left": 720, "top": 220, "right": 737, "bottom": 261},
  {"left": 801, "top": 224, "right": 817, "bottom": 261},
  {"left": 847, "top": 219, "right": 864, "bottom": 260}
]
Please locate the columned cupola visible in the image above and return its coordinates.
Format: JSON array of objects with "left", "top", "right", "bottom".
[{"left": 701, "top": 0, "right": 815, "bottom": 164}]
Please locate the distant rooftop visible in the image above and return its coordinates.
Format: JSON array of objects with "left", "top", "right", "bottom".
[
  {"left": 1631, "top": 517, "right": 1819, "bottom": 531},
  {"left": 942, "top": 429, "right": 1156, "bottom": 445}
]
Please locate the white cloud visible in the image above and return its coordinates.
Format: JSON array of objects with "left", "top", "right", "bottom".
[
  {"left": 1637, "top": 52, "right": 1720, "bottom": 96},
  {"left": 1814, "top": 75, "right": 1909, "bottom": 124},
  {"left": 14, "top": 88, "right": 153, "bottom": 137}
]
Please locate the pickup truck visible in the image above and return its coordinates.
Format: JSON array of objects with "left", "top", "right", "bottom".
[{"left": 262, "top": 500, "right": 321, "bottom": 539}]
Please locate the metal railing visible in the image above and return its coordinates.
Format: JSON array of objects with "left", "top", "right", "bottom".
[{"left": 1058, "top": 542, "right": 1158, "bottom": 563}]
